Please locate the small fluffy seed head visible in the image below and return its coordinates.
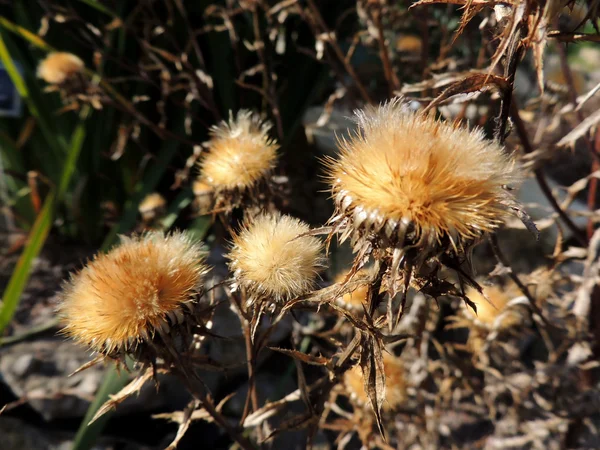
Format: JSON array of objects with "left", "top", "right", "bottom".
[
  {"left": 59, "top": 231, "right": 209, "bottom": 357},
  {"left": 139, "top": 193, "right": 166, "bottom": 221},
  {"left": 463, "top": 284, "right": 521, "bottom": 330},
  {"left": 197, "top": 110, "right": 279, "bottom": 193},
  {"left": 395, "top": 35, "right": 423, "bottom": 53},
  {"left": 228, "top": 213, "right": 325, "bottom": 302},
  {"left": 37, "top": 52, "right": 84, "bottom": 85},
  {"left": 326, "top": 98, "right": 522, "bottom": 261},
  {"left": 344, "top": 352, "right": 406, "bottom": 411}
]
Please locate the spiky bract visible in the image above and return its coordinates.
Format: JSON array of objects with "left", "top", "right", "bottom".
[
  {"left": 37, "top": 52, "right": 84, "bottom": 85},
  {"left": 325, "top": 98, "right": 522, "bottom": 268},
  {"left": 344, "top": 352, "right": 406, "bottom": 411},
  {"left": 228, "top": 213, "right": 324, "bottom": 303},
  {"left": 197, "top": 110, "right": 279, "bottom": 194},
  {"left": 59, "top": 231, "right": 209, "bottom": 358}
]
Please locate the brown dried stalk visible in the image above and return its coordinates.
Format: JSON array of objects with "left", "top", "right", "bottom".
[{"left": 304, "top": 0, "right": 373, "bottom": 104}]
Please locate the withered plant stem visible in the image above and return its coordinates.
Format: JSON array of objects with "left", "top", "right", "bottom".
[
  {"left": 487, "top": 234, "right": 550, "bottom": 328},
  {"left": 305, "top": 0, "right": 373, "bottom": 104},
  {"left": 509, "top": 99, "right": 588, "bottom": 246},
  {"left": 371, "top": 4, "right": 400, "bottom": 97},
  {"left": 241, "top": 318, "right": 261, "bottom": 426},
  {"left": 175, "top": 366, "right": 258, "bottom": 450},
  {"left": 555, "top": 38, "right": 600, "bottom": 239},
  {"left": 367, "top": 260, "right": 388, "bottom": 317},
  {"left": 493, "top": 21, "right": 523, "bottom": 143},
  {"left": 251, "top": 4, "right": 284, "bottom": 140}
]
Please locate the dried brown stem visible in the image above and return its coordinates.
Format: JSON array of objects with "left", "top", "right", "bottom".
[
  {"left": 488, "top": 234, "right": 549, "bottom": 328},
  {"left": 241, "top": 318, "right": 263, "bottom": 442},
  {"left": 370, "top": 3, "right": 400, "bottom": 96},
  {"left": 252, "top": 4, "right": 284, "bottom": 140},
  {"left": 493, "top": 20, "right": 523, "bottom": 143},
  {"left": 509, "top": 99, "right": 588, "bottom": 246},
  {"left": 175, "top": 367, "right": 257, "bottom": 450},
  {"left": 555, "top": 39, "right": 600, "bottom": 239},
  {"left": 305, "top": 0, "right": 373, "bottom": 104}
]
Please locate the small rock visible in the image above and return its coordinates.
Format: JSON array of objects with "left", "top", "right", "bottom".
[{"left": 12, "top": 354, "right": 36, "bottom": 378}]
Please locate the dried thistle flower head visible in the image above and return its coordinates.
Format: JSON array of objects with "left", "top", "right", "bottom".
[
  {"left": 139, "top": 192, "right": 166, "bottom": 222},
  {"left": 59, "top": 231, "right": 209, "bottom": 360},
  {"left": 325, "top": 97, "right": 522, "bottom": 272},
  {"left": 196, "top": 110, "right": 279, "bottom": 209},
  {"left": 37, "top": 52, "right": 84, "bottom": 85},
  {"left": 344, "top": 352, "right": 406, "bottom": 411},
  {"left": 228, "top": 212, "right": 325, "bottom": 304}
]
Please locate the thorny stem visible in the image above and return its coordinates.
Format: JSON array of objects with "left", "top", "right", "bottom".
[
  {"left": 305, "top": 0, "right": 373, "bottom": 104},
  {"left": 555, "top": 39, "right": 600, "bottom": 239},
  {"left": 590, "top": 134, "right": 600, "bottom": 240},
  {"left": 487, "top": 234, "right": 550, "bottom": 328},
  {"left": 242, "top": 319, "right": 261, "bottom": 427},
  {"left": 251, "top": 4, "right": 284, "bottom": 140},
  {"left": 367, "top": 260, "right": 388, "bottom": 317},
  {"left": 493, "top": 21, "right": 523, "bottom": 143},
  {"left": 371, "top": 3, "right": 400, "bottom": 97},
  {"left": 489, "top": 16, "right": 552, "bottom": 323},
  {"left": 174, "top": 367, "right": 257, "bottom": 450},
  {"left": 509, "top": 99, "right": 588, "bottom": 246}
]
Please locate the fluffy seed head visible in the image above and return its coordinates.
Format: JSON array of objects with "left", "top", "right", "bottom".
[
  {"left": 344, "top": 352, "right": 406, "bottom": 411},
  {"left": 326, "top": 98, "right": 522, "bottom": 262},
  {"left": 197, "top": 110, "right": 279, "bottom": 193},
  {"left": 228, "top": 213, "right": 324, "bottom": 302},
  {"left": 59, "top": 231, "right": 208, "bottom": 356},
  {"left": 139, "top": 193, "right": 166, "bottom": 221},
  {"left": 37, "top": 52, "right": 84, "bottom": 85},
  {"left": 463, "top": 283, "right": 522, "bottom": 330}
]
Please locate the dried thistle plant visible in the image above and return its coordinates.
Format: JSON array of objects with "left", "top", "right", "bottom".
[
  {"left": 58, "top": 231, "right": 209, "bottom": 364},
  {"left": 325, "top": 97, "right": 524, "bottom": 295},
  {"left": 196, "top": 110, "right": 280, "bottom": 214}
]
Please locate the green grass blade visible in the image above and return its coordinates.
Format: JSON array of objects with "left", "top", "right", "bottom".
[
  {"left": 0, "top": 193, "right": 54, "bottom": 336},
  {"left": 160, "top": 187, "right": 194, "bottom": 230},
  {"left": 0, "top": 17, "right": 52, "bottom": 52},
  {"left": 0, "top": 114, "right": 87, "bottom": 337},
  {"left": 71, "top": 365, "right": 130, "bottom": 450},
  {"left": 75, "top": 0, "right": 119, "bottom": 18}
]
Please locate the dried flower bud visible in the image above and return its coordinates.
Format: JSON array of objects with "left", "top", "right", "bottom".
[
  {"left": 463, "top": 284, "right": 524, "bottom": 331},
  {"left": 37, "top": 52, "right": 84, "bottom": 85},
  {"left": 325, "top": 97, "right": 522, "bottom": 275},
  {"left": 59, "top": 231, "right": 209, "bottom": 362},
  {"left": 344, "top": 352, "right": 406, "bottom": 411},
  {"left": 139, "top": 192, "right": 166, "bottom": 222},
  {"left": 228, "top": 212, "right": 325, "bottom": 304},
  {"left": 196, "top": 110, "right": 279, "bottom": 210}
]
